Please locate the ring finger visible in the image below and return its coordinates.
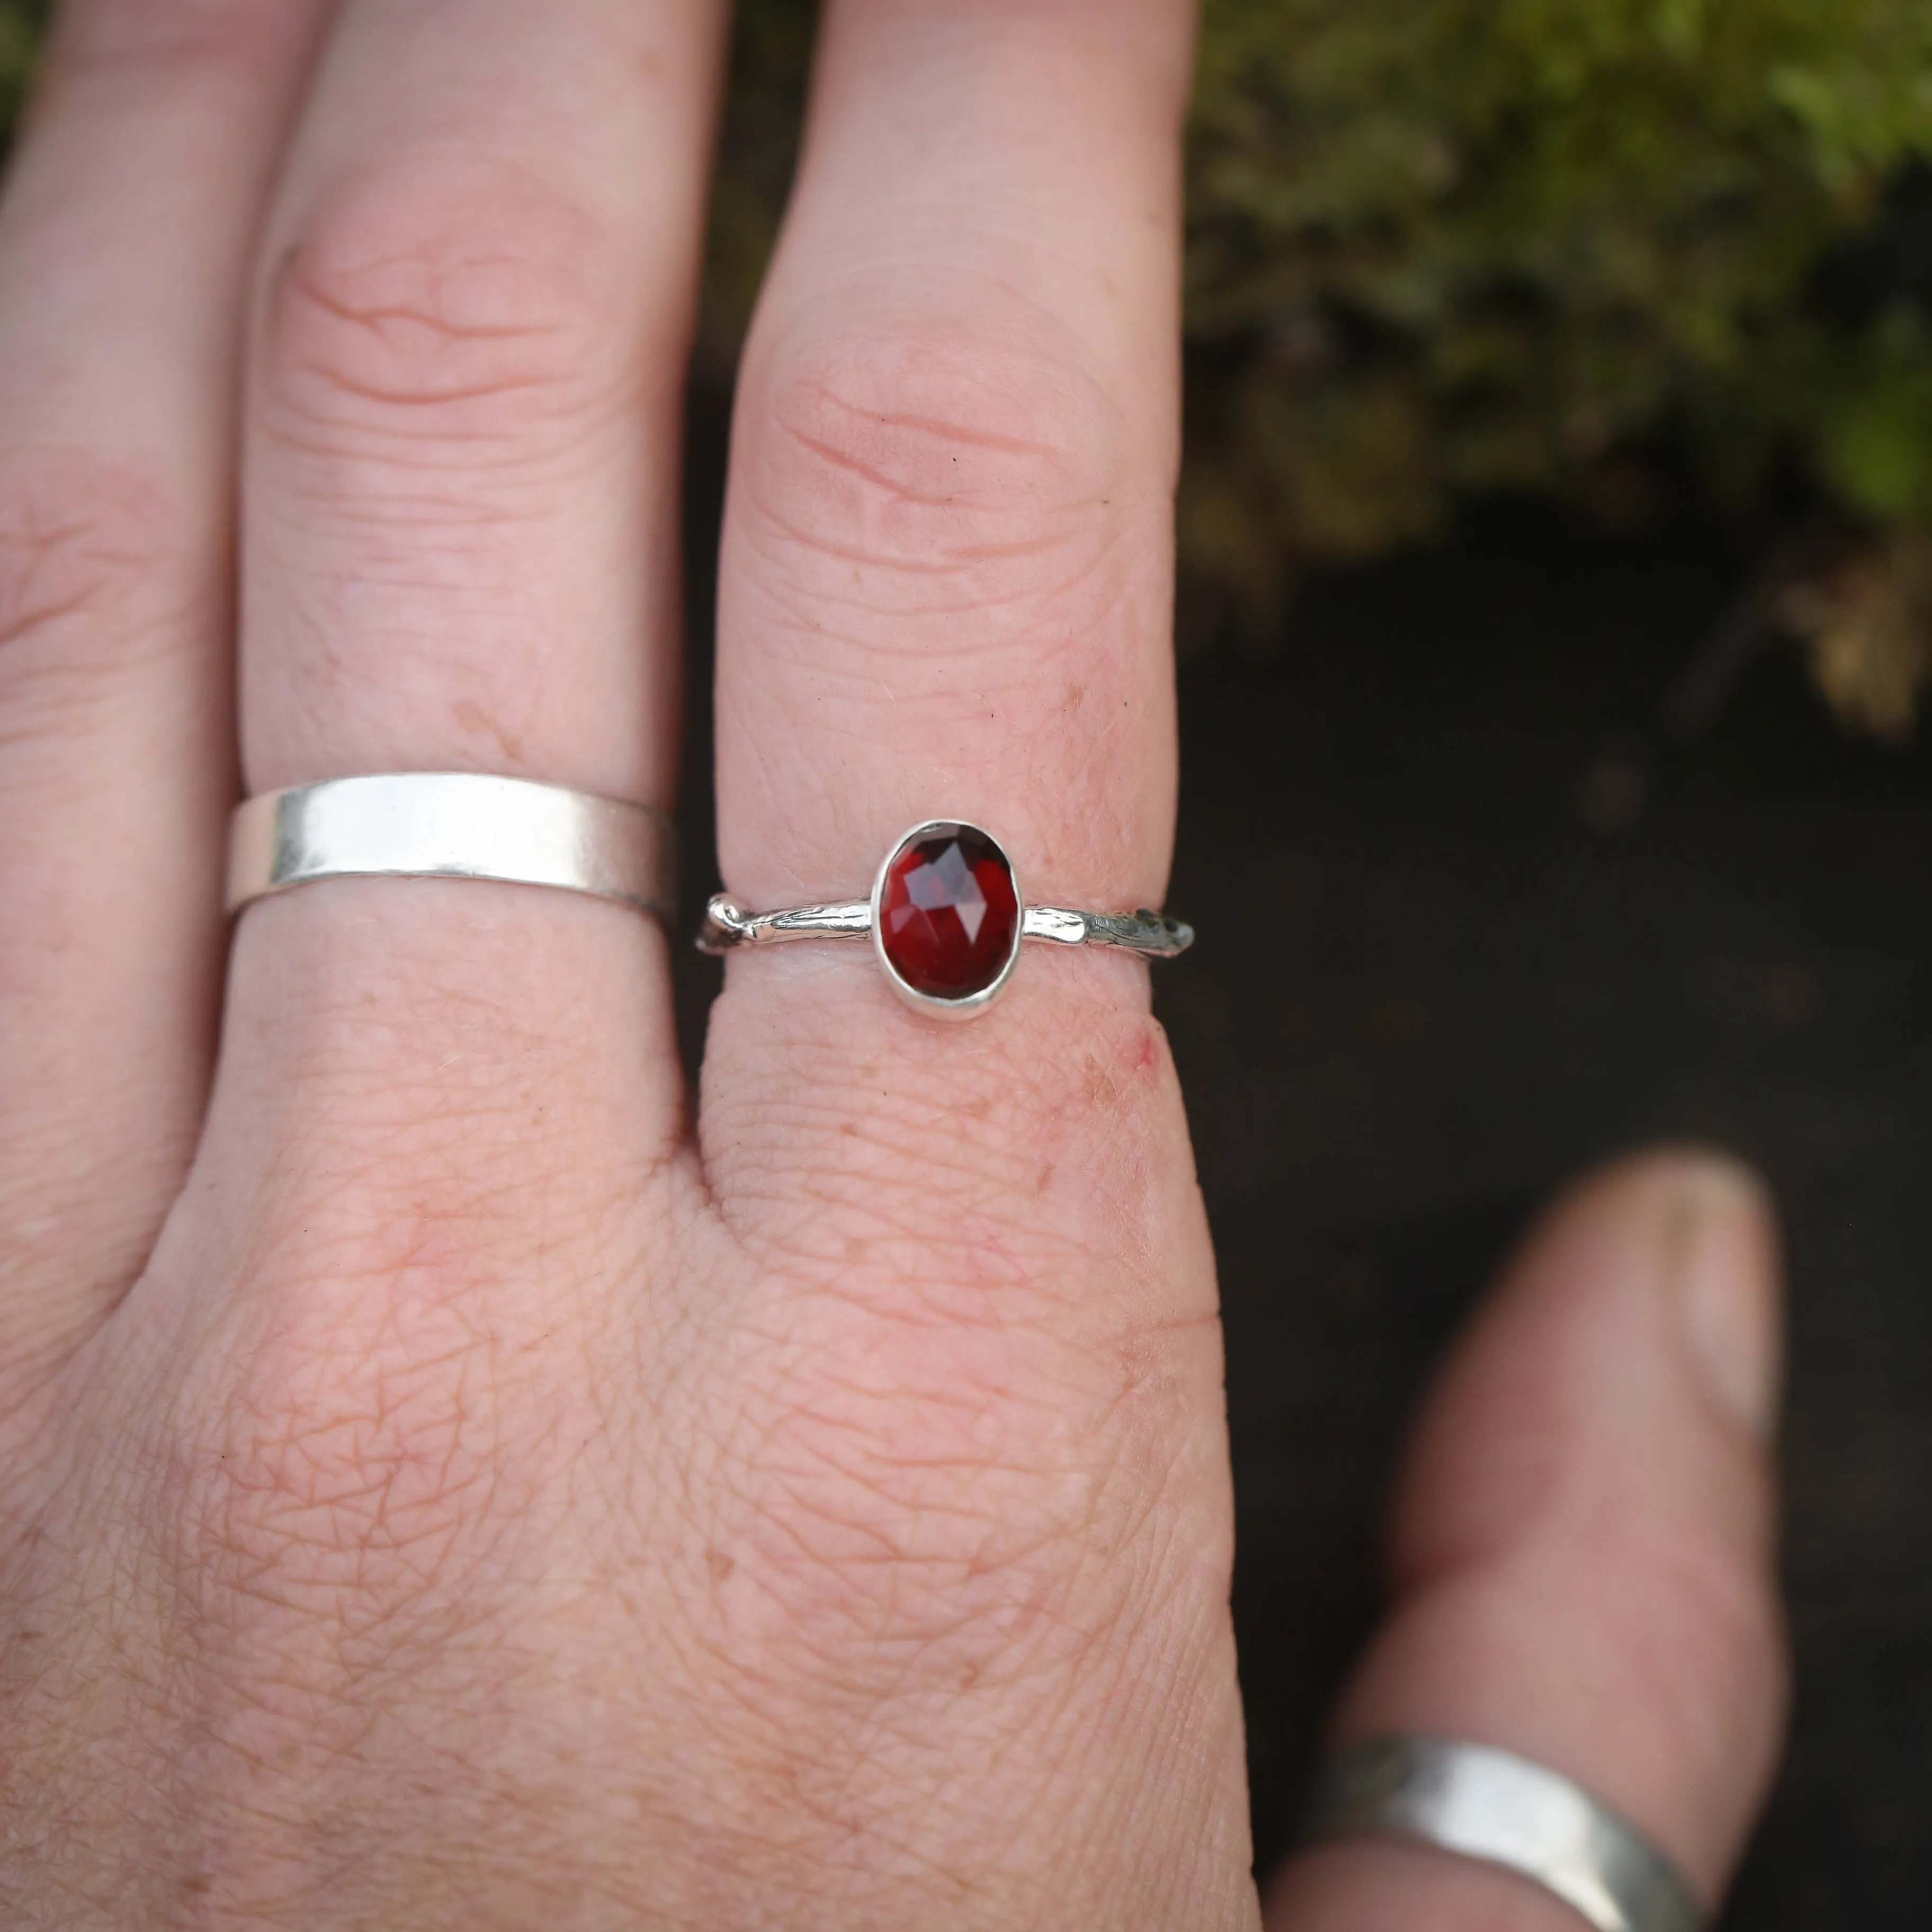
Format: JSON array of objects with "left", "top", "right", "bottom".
[{"left": 0, "top": 1, "right": 328, "bottom": 1396}]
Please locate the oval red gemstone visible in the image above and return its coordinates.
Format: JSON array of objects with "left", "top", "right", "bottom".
[{"left": 879, "top": 823, "right": 1019, "bottom": 1000}]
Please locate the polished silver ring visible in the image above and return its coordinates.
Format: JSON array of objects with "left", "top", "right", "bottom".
[
  {"left": 228, "top": 772, "right": 676, "bottom": 919},
  {"left": 1303, "top": 1737, "right": 1701, "bottom": 1932},
  {"left": 699, "top": 818, "right": 1191, "bottom": 1018}
]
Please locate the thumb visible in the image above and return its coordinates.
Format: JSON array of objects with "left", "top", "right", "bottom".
[{"left": 1268, "top": 1149, "right": 1788, "bottom": 1928}]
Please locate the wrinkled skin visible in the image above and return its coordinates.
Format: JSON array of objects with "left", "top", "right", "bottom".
[{"left": 0, "top": 3, "right": 1787, "bottom": 1928}]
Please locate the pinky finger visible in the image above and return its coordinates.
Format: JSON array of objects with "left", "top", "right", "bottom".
[{"left": 1268, "top": 1151, "right": 1789, "bottom": 1929}]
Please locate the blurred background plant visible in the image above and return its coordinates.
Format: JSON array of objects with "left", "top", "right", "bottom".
[
  {"left": 0, "top": 0, "right": 39, "bottom": 131},
  {"left": 5, "top": 0, "right": 1932, "bottom": 733},
  {"left": 1177, "top": 0, "right": 1932, "bottom": 737}
]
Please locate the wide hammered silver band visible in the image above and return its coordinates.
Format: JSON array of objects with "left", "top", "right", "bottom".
[
  {"left": 1303, "top": 1737, "right": 1702, "bottom": 1932},
  {"left": 697, "top": 817, "right": 1191, "bottom": 1019},
  {"left": 227, "top": 773, "right": 676, "bottom": 919}
]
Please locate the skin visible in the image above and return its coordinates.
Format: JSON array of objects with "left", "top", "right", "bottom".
[{"left": 0, "top": 2, "right": 1788, "bottom": 1927}]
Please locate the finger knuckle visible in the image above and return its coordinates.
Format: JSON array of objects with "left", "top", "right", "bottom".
[
  {"left": 737, "top": 303, "right": 1156, "bottom": 652},
  {"left": 259, "top": 151, "right": 626, "bottom": 467},
  {"left": 0, "top": 451, "right": 194, "bottom": 708}
]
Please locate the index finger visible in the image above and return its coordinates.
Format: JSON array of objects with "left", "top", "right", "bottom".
[
  {"left": 697, "top": 3, "right": 1249, "bottom": 1917},
  {"left": 705, "top": 0, "right": 1193, "bottom": 1202}
]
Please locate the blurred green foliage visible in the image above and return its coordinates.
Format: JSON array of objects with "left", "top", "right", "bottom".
[
  {"left": 0, "top": 0, "right": 42, "bottom": 130},
  {"left": 5, "top": 0, "right": 1932, "bottom": 722},
  {"left": 1185, "top": 1, "right": 1932, "bottom": 553},
  {"left": 1182, "top": 0, "right": 1932, "bottom": 725}
]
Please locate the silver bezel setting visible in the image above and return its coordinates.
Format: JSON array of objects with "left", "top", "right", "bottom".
[{"left": 870, "top": 819, "right": 1025, "bottom": 1019}]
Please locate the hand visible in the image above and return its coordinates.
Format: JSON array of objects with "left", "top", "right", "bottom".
[{"left": 0, "top": 3, "right": 1786, "bottom": 1926}]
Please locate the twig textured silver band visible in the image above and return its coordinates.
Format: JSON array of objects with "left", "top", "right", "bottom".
[
  {"left": 697, "top": 897, "right": 1193, "bottom": 956},
  {"left": 227, "top": 773, "right": 677, "bottom": 918},
  {"left": 1303, "top": 1736, "right": 1702, "bottom": 1932}
]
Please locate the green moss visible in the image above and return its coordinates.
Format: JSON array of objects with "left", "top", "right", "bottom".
[
  {"left": 695, "top": 0, "right": 816, "bottom": 379},
  {"left": 1182, "top": 0, "right": 1932, "bottom": 615},
  {"left": 0, "top": 0, "right": 44, "bottom": 130}
]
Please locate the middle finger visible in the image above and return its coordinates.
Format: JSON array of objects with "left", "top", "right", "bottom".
[{"left": 219, "top": 0, "right": 723, "bottom": 1150}]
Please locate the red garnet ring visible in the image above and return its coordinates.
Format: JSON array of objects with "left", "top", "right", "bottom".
[{"left": 698, "top": 818, "right": 1193, "bottom": 1018}]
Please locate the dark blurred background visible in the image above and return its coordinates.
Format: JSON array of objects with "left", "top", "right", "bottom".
[
  {"left": 669, "top": 384, "right": 1932, "bottom": 1928},
  {"left": 1174, "top": 518, "right": 1932, "bottom": 1929}
]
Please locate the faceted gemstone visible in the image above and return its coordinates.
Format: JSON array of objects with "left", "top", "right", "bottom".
[{"left": 879, "top": 822, "right": 1019, "bottom": 1000}]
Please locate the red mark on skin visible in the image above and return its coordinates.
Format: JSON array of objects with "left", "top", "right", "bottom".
[{"left": 1080, "top": 1025, "right": 1163, "bottom": 1108}]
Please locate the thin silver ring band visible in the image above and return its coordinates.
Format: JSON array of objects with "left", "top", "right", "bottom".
[
  {"left": 700, "top": 817, "right": 1191, "bottom": 1019},
  {"left": 1303, "top": 1736, "right": 1702, "bottom": 1932},
  {"left": 698, "top": 897, "right": 1192, "bottom": 958},
  {"left": 227, "top": 773, "right": 676, "bottom": 919}
]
